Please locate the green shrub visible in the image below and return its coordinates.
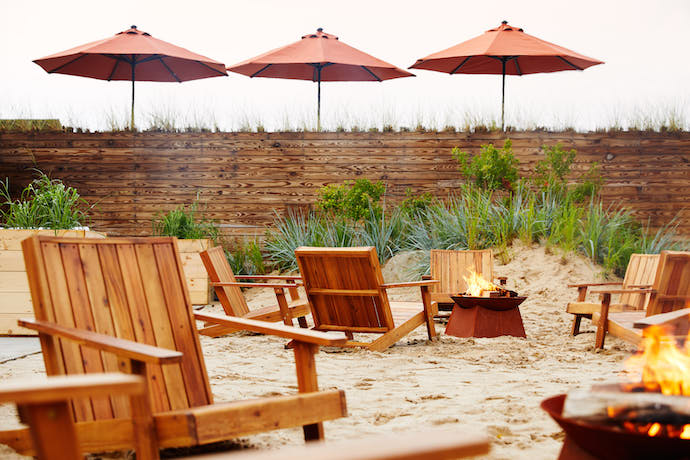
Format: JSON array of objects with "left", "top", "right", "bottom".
[
  {"left": 571, "top": 162, "right": 603, "bottom": 202},
  {"left": 226, "top": 239, "right": 266, "bottom": 275},
  {"left": 533, "top": 143, "right": 576, "bottom": 189},
  {"left": 452, "top": 139, "right": 519, "bottom": 191},
  {"left": 152, "top": 200, "right": 220, "bottom": 242},
  {"left": 0, "top": 171, "right": 92, "bottom": 229},
  {"left": 399, "top": 188, "right": 434, "bottom": 218},
  {"left": 316, "top": 179, "right": 386, "bottom": 221},
  {"left": 532, "top": 143, "right": 603, "bottom": 202}
]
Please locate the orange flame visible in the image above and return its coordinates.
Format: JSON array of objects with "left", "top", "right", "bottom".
[
  {"left": 624, "top": 325, "right": 690, "bottom": 396},
  {"left": 463, "top": 269, "right": 499, "bottom": 297}
]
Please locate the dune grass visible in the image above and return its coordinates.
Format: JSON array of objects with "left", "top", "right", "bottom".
[{"left": 265, "top": 182, "right": 687, "bottom": 277}]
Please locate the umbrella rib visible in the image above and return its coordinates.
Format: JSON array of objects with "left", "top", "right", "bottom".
[
  {"left": 557, "top": 56, "right": 583, "bottom": 70},
  {"left": 450, "top": 56, "right": 472, "bottom": 75},
  {"left": 43, "top": 54, "right": 89, "bottom": 74},
  {"left": 195, "top": 60, "right": 227, "bottom": 76},
  {"left": 514, "top": 58, "right": 523, "bottom": 76},
  {"left": 360, "top": 66, "right": 382, "bottom": 82},
  {"left": 106, "top": 58, "right": 120, "bottom": 81},
  {"left": 157, "top": 57, "right": 182, "bottom": 83},
  {"left": 251, "top": 64, "right": 272, "bottom": 78}
]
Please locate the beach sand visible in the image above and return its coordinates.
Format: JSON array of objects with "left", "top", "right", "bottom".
[{"left": 0, "top": 242, "right": 638, "bottom": 459}]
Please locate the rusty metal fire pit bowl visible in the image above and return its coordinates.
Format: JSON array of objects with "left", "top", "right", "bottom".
[
  {"left": 445, "top": 294, "right": 527, "bottom": 338},
  {"left": 450, "top": 294, "right": 526, "bottom": 311},
  {"left": 541, "top": 394, "right": 690, "bottom": 460}
]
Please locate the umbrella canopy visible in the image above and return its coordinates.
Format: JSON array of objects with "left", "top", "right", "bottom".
[
  {"left": 34, "top": 25, "right": 227, "bottom": 129},
  {"left": 227, "top": 28, "right": 414, "bottom": 129},
  {"left": 410, "top": 21, "right": 603, "bottom": 129}
]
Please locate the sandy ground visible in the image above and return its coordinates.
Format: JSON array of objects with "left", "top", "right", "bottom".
[{"left": 0, "top": 242, "right": 638, "bottom": 459}]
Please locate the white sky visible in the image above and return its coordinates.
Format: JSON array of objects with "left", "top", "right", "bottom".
[{"left": 1, "top": 0, "right": 689, "bottom": 131}]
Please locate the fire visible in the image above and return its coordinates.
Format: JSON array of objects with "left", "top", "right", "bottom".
[
  {"left": 615, "top": 323, "right": 690, "bottom": 439},
  {"left": 624, "top": 325, "right": 690, "bottom": 396},
  {"left": 463, "top": 269, "right": 499, "bottom": 297}
]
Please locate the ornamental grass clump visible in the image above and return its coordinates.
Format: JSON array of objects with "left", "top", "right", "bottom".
[
  {"left": 0, "top": 171, "right": 92, "bottom": 229},
  {"left": 151, "top": 199, "right": 220, "bottom": 242}
]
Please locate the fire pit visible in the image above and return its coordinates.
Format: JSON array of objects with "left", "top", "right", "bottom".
[
  {"left": 444, "top": 270, "right": 527, "bottom": 338},
  {"left": 543, "top": 324, "right": 690, "bottom": 459},
  {"left": 542, "top": 394, "right": 690, "bottom": 460}
]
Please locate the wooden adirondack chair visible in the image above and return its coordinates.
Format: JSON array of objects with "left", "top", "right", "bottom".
[
  {"left": 0, "top": 374, "right": 152, "bottom": 460},
  {"left": 566, "top": 253, "right": 660, "bottom": 336},
  {"left": 0, "top": 236, "right": 347, "bottom": 458},
  {"left": 199, "top": 246, "right": 310, "bottom": 337},
  {"left": 590, "top": 251, "right": 690, "bottom": 349},
  {"left": 294, "top": 246, "right": 438, "bottom": 352},
  {"left": 424, "top": 249, "right": 507, "bottom": 312}
]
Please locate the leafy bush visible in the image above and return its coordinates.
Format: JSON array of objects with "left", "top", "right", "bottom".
[
  {"left": 532, "top": 143, "right": 603, "bottom": 202},
  {"left": 316, "top": 179, "right": 386, "bottom": 221},
  {"left": 533, "top": 143, "right": 576, "bottom": 188},
  {"left": 226, "top": 239, "right": 266, "bottom": 275},
  {"left": 0, "top": 171, "right": 92, "bottom": 229},
  {"left": 452, "top": 139, "right": 519, "bottom": 191},
  {"left": 152, "top": 200, "right": 220, "bottom": 242},
  {"left": 399, "top": 188, "right": 435, "bottom": 218}
]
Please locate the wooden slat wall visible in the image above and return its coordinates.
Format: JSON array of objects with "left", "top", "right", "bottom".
[{"left": 1, "top": 131, "right": 688, "bottom": 239}]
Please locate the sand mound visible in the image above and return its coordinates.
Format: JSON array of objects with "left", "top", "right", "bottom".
[{"left": 0, "top": 243, "right": 637, "bottom": 460}]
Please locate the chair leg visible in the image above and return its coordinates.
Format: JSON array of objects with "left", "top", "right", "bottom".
[
  {"left": 595, "top": 294, "right": 611, "bottom": 350},
  {"left": 571, "top": 315, "right": 583, "bottom": 336},
  {"left": 420, "top": 285, "right": 438, "bottom": 341},
  {"left": 274, "top": 288, "right": 294, "bottom": 326},
  {"left": 18, "top": 402, "right": 80, "bottom": 460},
  {"left": 292, "top": 342, "right": 325, "bottom": 441}
]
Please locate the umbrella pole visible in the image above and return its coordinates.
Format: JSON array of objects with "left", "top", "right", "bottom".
[
  {"left": 131, "top": 61, "right": 136, "bottom": 131},
  {"left": 501, "top": 59, "right": 506, "bottom": 132},
  {"left": 317, "top": 66, "right": 322, "bottom": 131}
]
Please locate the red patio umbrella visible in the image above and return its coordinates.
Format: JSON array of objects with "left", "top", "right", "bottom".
[
  {"left": 34, "top": 25, "right": 227, "bottom": 130},
  {"left": 227, "top": 28, "right": 414, "bottom": 130},
  {"left": 410, "top": 21, "right": 604, "bottom": 130}
]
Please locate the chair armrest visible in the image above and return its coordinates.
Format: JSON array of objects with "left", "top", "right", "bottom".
[
  {"left": 0, "top": 374, "right": 145, "bottom": 405},
  {"left": 212, "top": 282, "right": 301, "bottom": 289},
  {"left": 633, "top": 308, "right": 690, "bottom": 329},
  {"left": 234, "top": 275, "right": 302, "bottom": 281},
  {"left": 194, "top": 312, "right": 348, "bottom": 346},
  {"left": 381, "top": 280, "right": 439, "bottom": 289},
  {"left": 194, "top": 428, "right": 489, "bottom": 460},
  {"left": 567, "top": 282, "right": 623, "bottom": 288},
  {"left": 18, "top": 319, "right": 183, "bottom": 365},
  {"left": 591, "top": 288, "right": 655, "bottom": 295}
]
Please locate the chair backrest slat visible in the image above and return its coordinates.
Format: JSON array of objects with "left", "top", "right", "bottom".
[
  {"left": 200, "top": 246, "right": 250, "bottom": 317},
  {"left": 295, "top": 247, "right": 394, "bottom": 333},
  {"left": 647, "top": 251, "right": 690, "bottom": 317},
  {"left": 429, "top": 249, "right": 494, "bottom": 303},
  {"left": 620, "top": 254, "right": 660, "bottom": 310},
  {"left": 22, "top": 236, "right": 213, "bottom": 422}
]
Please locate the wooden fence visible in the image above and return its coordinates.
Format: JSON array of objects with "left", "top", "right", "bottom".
[{"left": 1, "top": 130, "right": 688, "bottom": 240}]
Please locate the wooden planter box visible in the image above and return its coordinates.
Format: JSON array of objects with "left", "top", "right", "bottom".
[
  {"left": 177, "top": 239, "right": 213, "bottom": 306},
  {"left": 0, "top": 229, "right": 106, "bottom": 336}
]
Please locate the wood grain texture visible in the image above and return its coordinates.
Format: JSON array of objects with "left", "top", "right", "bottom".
[
  {"left": 9, "top": 234, "right": 347, "bottom": 455},
  {"left": 0, "top": 131, "right": 687, "bottom": 242},
  {"left": 593, "top": 250, "right": 690, "bottom": 349},
  {"left": 294, "top": 246, "right": 437, "bottom": 350}
]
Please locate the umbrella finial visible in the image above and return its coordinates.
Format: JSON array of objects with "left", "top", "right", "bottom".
[
  {"left": 317, "top": 27, "right": 323, "bottom": 32},
  {"left": 501, "top": 20, "right": 508, "bottom": 25},
  {"left": 131, "top": 25, "right": 137, "bottom": 29}
]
